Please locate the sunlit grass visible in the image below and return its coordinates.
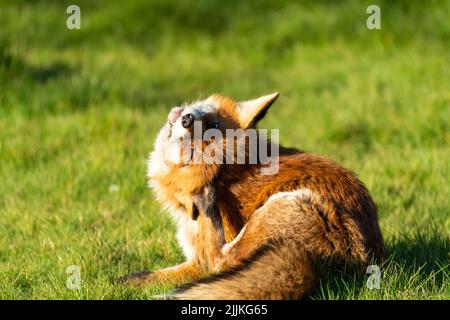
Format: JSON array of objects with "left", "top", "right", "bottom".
[{"left": 0, "top": 0, "right": 448, "bottom": 299}]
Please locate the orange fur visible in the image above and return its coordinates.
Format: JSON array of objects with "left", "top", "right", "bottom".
[{"left": 119, "top": 93, "right": 385, "bottom": 299}]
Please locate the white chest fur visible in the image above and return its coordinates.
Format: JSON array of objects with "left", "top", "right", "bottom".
[{"left": 169, "top": 208, "right": 199, "bottom": 262}]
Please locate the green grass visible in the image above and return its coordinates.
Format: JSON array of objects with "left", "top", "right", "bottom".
[{"left": 0, "top": 0, "right": 449, "bottom": 299}]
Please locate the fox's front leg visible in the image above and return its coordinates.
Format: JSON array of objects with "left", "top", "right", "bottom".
[
  {"left": 119, "top": 185, "right": 224, "bottom": 287},
  {"left": 118, "top": 261, "right": 204, "bottom": 287}
]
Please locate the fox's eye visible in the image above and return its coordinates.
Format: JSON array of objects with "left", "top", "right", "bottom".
[{"left": 206, "top": 119, "right": 220, "bottom": 130}]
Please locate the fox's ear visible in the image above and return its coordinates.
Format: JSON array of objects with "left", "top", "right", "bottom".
[{"left": 236, "top": 92, "right": 279, "bottom": 128}]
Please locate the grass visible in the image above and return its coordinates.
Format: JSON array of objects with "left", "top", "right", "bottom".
[{"left": 0, "top": 0, "right": 449, "bottom": 299}]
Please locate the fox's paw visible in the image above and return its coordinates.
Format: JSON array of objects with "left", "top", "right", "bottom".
[
  {"left": 116, "top": 270, "right": 153, "bottom": 286},
  {"left": 221, "top": 225, "right": 247, "bottom": 256},
  {"left": 221, "top": 242, "right": 233, "bottom": 256}
]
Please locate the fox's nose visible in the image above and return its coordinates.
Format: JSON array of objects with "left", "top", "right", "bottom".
[{"left": 181, "top": 113, "right": 195, "bottom": 128}]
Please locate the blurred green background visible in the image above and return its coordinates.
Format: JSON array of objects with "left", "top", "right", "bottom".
[{"left": 0, "top": 0, "right": 448, "bottom": 299}]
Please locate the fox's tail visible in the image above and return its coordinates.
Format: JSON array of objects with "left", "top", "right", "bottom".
[{"left": 173, "top": 239, "right": 318, "bottom": 300}]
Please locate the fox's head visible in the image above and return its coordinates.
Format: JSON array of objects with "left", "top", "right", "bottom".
[
  {"left": 148, "top": 93, "right": 279, "bottom": 181},
  {"left": 167, "top": 92, "right": 279, "bottom": 137}
]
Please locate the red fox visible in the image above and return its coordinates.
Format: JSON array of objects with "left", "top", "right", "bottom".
[{"left": 119, "top": 92, "right": 386, "bottom": 299}]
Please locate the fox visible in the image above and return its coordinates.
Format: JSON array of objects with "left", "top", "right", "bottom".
[{"left": 118, "top": 92, "right": 386, "bottom": 299}]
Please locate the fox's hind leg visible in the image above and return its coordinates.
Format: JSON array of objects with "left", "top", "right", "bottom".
[
  {"left": 217, "top": 189, "right": 365, "bottom": 271},
  {"left": 217, "top": 191, "right": 311, "bottom": 269}
]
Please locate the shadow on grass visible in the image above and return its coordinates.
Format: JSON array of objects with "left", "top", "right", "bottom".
[
  {"left": 312, "top": 225, "right": 449, "bottom": 299},
  {"left": 387, "top": 226, "right": 449, "bottom": 275},
  {"left": 0, "top": 45, "right": 73, "bottom": 84}
]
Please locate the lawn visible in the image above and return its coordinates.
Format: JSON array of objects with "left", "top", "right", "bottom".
[{"left": 0, "top": 0, "right": 448, "bottom": 299}]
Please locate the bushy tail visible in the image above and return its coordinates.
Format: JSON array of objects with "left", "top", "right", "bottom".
[{"left": 173, "top": 240, "right": 318, "bottom": 300}]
